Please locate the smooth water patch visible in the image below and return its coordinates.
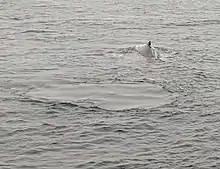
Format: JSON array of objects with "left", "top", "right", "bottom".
[{"left": 27, "top": 83, "right": 176, "bottom": 110}]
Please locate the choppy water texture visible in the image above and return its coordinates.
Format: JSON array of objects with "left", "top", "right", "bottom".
[{"left": 0, "top": 0, "right": 220, "bottom": 168}]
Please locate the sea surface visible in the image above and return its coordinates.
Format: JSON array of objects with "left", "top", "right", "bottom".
[{"left": 0, "top": 0, "right": 220, "bottom": 168}]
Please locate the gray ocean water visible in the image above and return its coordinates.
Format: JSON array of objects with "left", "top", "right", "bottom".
[{"left": 1, "top": 0, "right": 220, "bottom": 168}]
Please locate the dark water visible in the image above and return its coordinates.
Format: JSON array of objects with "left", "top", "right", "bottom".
[{"left": 0, "top": 0, "right": 220, "bottom": 168}]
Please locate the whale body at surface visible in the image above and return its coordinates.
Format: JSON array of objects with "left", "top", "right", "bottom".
[{"left": 135, "top": 41, "right": 160, "bottom": 59}]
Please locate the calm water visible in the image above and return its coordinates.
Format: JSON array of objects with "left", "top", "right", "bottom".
[{"left": 0, "top": 0, "right": 220, "bottom": 168}]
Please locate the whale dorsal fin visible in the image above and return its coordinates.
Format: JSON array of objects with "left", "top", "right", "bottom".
[{"left": 148, "top": 41, "right": 151, "bottom": 48}]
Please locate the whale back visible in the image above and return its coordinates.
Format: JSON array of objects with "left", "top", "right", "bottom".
[{"left": 136, "top": 44, "right": 155, "bottom": 57}]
